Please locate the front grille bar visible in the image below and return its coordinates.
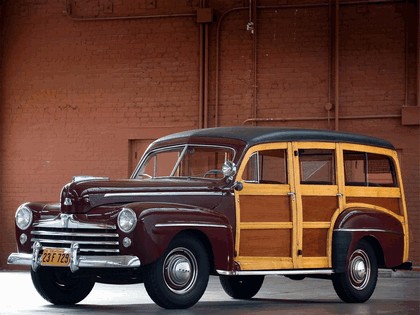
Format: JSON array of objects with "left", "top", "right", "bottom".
[
  {"left": 31, "top": 238, "right": 119, "bottom": 246},
  {"left": 30, "top": 215, "right": 120, "bottom": 255},
  {"left": 31, "top": 230, "right": 119, "bottom": 238}
]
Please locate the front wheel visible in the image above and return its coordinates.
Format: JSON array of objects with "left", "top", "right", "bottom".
[
  {"left": 31, "top": 267, "right": 95, "bottom": 305},
  {"left": 220, "top": 275, "right": 264, "bottom": 299},
  {"left": 332, "top": 240, "right": 378, "bottom": 303},
  {"left": 144, "top": 236, "right": 210, "bottom": 309}
]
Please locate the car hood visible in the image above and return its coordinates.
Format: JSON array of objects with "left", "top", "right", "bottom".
[{"left": 60, "top": 177, "right": 228, "bottom": 214}]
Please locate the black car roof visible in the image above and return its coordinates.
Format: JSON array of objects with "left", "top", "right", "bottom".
[{"left": 155, "top": 126, "right": 395, "bottom": 149}]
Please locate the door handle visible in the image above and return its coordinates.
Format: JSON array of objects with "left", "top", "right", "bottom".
[{"left": 288, "top": 192, "right": 296, "bottom": 201}]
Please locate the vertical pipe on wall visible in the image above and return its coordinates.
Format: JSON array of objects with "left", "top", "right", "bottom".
[
  {"left": 199, "top": 21, "right": 204, "bottom": 129},
  {"left": 215, "top": 6, "right": 247, "bottom": 127},
  {"left": 198, "top": 0, "right": 209, "bottom": 129},
  {"left": 327, "top": 0, "right": 333, "bottom": 129},
  {"left": 417, "top": 1, "right": 420, "bottom": 107},
  {"left": 334, "top": 0, "right": 340, "bottom": 131},
  {"left": 204, "top": 23, "right": 209, "bottom": 128},
  {"left": 404, "top": 0, "right": 409, "bottom": 106},
  {"left": 252, "top": 0, "right": 258, "bottom": 123},
  {"left": 215, "top": 18, "right": 220, "bottom": 127}
]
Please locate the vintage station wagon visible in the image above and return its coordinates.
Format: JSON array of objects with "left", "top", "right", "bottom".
[{"left": 8, "top": 127, "right": 411, "bottom": 309}]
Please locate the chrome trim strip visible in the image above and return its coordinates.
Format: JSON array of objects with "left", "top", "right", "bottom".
[
  {"left": 31, "top": 230, "right": 119, "bottom": 238},
  {"left": 104, "top": 191, "right": 222, "bottom": 198},
  {"left": 73, "top": 176, "right": 109, "bottom": 183},
  {"left": 216, "top": 269, "right": 334, "bottom": 276},
  {"left": 77, "top": 249, "right": 119, "bottom": 253},
  {"left": 31, "top": 238, "right": 119, "bottom": 246},
  {"left": 77, "top": 248, "right": 119, "bottom": 253},
  {"left": 334, "top": 228, "right": 401, "bottom": 234},
  {"left": 155, "top": 223, "right": 229, "bottom": 229}
]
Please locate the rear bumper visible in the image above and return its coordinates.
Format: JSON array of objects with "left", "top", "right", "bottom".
[{"left": 8, "top": 241, "right": 140, "bottom": 273}]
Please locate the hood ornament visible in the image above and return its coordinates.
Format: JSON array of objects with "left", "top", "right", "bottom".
[{"left": 60, "top": 214, "right": 73, "bottom": 228}]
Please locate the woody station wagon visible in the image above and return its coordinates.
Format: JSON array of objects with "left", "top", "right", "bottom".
[{"left": 8, "top": 127, "right": 412, "bottom": 309}]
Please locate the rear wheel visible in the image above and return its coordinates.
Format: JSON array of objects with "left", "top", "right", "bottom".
[
  {"left": 144, "top": 236, "right": 210, "bottom": 309},
  {"left": 332, "top": 240, "right": 378, "bottom": 303},
  {"left": 220, "top": 275, "right": 264, "bottom": 299},
  {"left": 31, "top": 267, "right": 95, "bottom": 305}
]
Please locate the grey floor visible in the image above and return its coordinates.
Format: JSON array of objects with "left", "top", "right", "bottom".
[{"left": 0, "top": 271, "right": 419, "bottom": 315}]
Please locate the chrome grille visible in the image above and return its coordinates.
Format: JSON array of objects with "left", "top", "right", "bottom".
[{"left": 31, "top": 215, "right": 119, "bottom": 255}]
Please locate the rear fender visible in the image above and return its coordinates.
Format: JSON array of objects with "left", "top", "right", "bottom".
[{"left": 332, "top": 206, "right": 405, "bottom": 271}]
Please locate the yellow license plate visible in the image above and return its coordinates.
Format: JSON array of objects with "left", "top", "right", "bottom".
[{"left": 41, "top": 248, "right": 70, "bottom": 267}]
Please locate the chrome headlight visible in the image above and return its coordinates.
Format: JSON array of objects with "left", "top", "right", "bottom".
[
  {"left": 15, "top": 205, "right": 33, "bottom": 230},
  {"left": 117, "top": 208, "right": 137, "bottom": 233}
]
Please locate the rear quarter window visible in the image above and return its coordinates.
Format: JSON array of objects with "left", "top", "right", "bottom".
[{"left": 343, "top": 150, "right": 397, "bottom": 187}]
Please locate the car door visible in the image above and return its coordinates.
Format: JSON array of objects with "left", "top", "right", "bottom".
[
  {"left": 234, "top": 143, "right": 298, "bottom": 270},
  {"left": 291, "top": 142, "right": 343, "bottom": 269}
]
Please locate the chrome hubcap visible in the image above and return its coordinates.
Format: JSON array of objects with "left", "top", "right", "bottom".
[
  {"left": 163, "top": 247, "right": 198, "bottom": 294},
  {"left": 349, "top": 249, "right": 371, "bottom": 290}
]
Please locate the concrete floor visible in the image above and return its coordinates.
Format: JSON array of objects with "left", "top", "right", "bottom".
[{"left": 0, "top": 271, "right": 418, "bottom": 315}]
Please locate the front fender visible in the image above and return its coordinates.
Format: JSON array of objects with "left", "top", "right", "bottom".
[
  {"left": 127, "top": 202, "right": 234, "bottom": 271},
  {"left": 333, "top": 207, "right": 405, "bottom": 271}
]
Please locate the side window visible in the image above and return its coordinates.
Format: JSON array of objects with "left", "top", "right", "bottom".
[
  {"left": 243, "top": 149, "right": 288, "bottom": 184},
  {"left": 299, "top": 149, "right": 335, "bottom": 185},
  {"left": 141, "top": 150, "right": 181, "bottom": 177},
  {"left": 344, "top": 150, "right": 397, "bottom": 187}
]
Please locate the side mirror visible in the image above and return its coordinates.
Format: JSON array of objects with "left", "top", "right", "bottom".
[{"left": 222, "top": 161, "right": 237, "bottom": 178}]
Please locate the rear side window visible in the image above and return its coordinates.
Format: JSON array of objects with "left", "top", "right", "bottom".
[
  {"left": 344, "top": 151, "right": 397, "bottom": 187},
  {"left": 299, "top": 149, "right": 336, "bottom": 185}
]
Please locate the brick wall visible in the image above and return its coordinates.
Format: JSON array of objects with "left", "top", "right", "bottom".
[
  {"left": 0, "top": 0, "right": 418, "bottom": 269},
  {"left": 0, "top": 0, "right": 201, "bottom": 268}
]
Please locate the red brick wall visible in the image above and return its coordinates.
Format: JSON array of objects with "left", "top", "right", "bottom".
[{"left": 0, "top": 0, "right": 418, "bottom": 269}]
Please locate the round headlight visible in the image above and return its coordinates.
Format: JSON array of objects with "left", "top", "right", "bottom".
[
  {"left": 117, "top": 208, "right": 137, "bottom": 233},
  {"left": 15, "top": 205, "right": 33, "bottom": 230}
]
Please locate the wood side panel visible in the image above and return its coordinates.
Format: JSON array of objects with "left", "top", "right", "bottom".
[
  {"left": 301, "top": 257, "right": 329, "bottom": 268},
  {"left": 302, "top": 196, "right": 337, "bottom": 222},
  {"left": 240, "top": 195, "right": 291, "bottom": 222},
  {"left": 237, "top": 257, "right": 294, "bottom": 270},
  {"left": 239, "top": 229, "right": 291, "bottom": 257},
  {"left": 303, "top": 229, "right": 328, "bottom": 257},
  {"left": 346, "top": 197, "right": 401, "bottom": 215}
]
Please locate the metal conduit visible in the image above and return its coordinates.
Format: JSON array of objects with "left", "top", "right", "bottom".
[
  {"left": 242, "top": 114, "right": 402, "bottom": 125},
  {"left": 215, "top": 0, "right": 407, "bottom": 128}
]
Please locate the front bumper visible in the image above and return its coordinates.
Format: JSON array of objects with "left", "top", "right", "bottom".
[{"left": 8, "top": 241, "right": 141, "bottom": 273}]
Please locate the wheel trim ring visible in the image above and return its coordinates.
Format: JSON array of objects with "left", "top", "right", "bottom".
[
  {"left": 348, "top": 249, "right": 371, "bottom": 291},
  {"left": 163, "top": 247, "right": 198, "bottom": 295}
]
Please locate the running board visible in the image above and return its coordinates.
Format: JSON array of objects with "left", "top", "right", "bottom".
[{"left": 216, "top": 269, "right": 334, "bottom": 276}]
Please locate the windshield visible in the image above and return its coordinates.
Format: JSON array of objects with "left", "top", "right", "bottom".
[{"left": 133, "top": 145, "right": 235, "bottom": 180}]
